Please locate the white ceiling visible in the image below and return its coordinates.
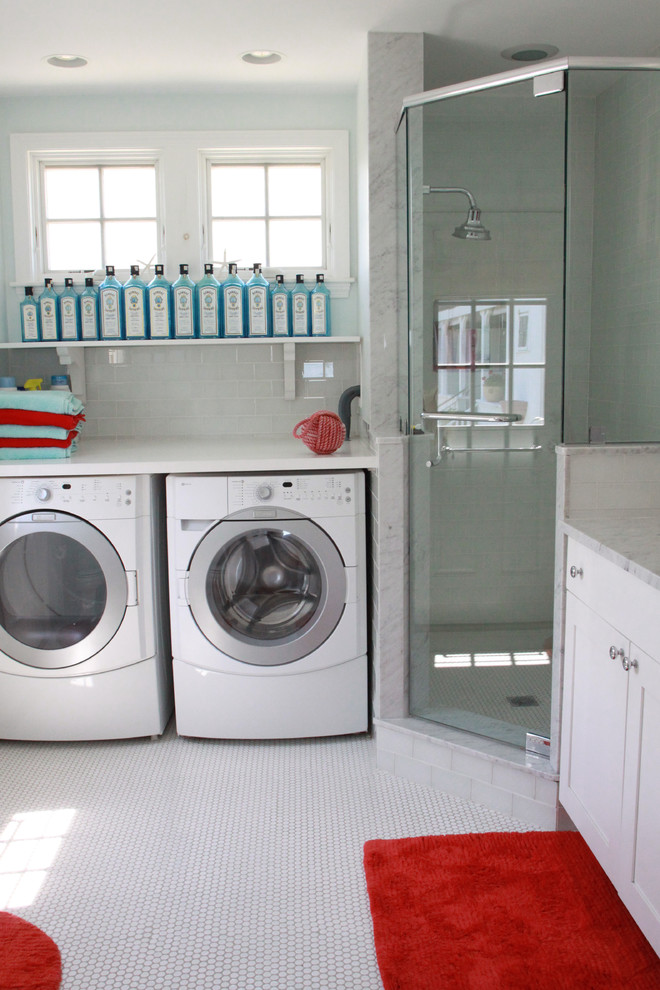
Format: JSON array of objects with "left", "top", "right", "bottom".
[{"left": 2, "top": 0, "right": 660, "bottom": 97}]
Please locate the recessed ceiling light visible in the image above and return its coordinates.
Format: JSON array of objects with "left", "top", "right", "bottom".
[
  {"left": 45, "top": 54, "right": 88, "bottom": 69},
  {"left": 500, "top": 44, "right": 559, "bottom": 63},
  {"left": 240, "top": 50, "right": 284, "bottom": 66}
]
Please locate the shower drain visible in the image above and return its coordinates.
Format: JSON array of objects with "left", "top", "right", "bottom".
[{"left": 506, "top": 695, "right": 540, "bottom": 708}]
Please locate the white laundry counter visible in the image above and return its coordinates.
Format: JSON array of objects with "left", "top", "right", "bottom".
[{"left": 0, "top": 435, "right": 378, "bottom": 477}]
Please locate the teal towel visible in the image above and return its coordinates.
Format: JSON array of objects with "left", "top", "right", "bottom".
[
  {"left": 0, "top": 445, "right": 75, "bottom": 460},
  {"left": 0, "top": 391, "right": 84, "bottom": 415},
  {"left": 0, "top": 423, "right": 81, "bottom": 440}
]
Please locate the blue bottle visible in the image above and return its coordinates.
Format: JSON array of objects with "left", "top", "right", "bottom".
[
  {"left": 147, "top": 265, "right": 173, "bottom": 340},
  {"left": 195, "top": 263, "right": 221, "bottom": 338},
  {"left": 246, "top": 263, "right": 271, "bottom": 337},
  {"left": 310, "top": 273, "right": 331, "bottom": 336},
  {"left": 291, "top": 274, "right": 311, "bottom": 336},
  {"left": 221, "top": 263, "right": 246, "bottom": 338},
  {"left": 98, "top": 265, "right": 124, "bottom": 339},
  {"left": 39, "top": 278, "right": 60, "bottom": 341},
  {"left": 59, "top": 277, "right": 81, "bottom": 341},
  {"left": 80, "top": 278, "right": 99, "bottom": 340},
  {"left": 20, "top": 287, "right": 40, "bottom": 342},
  {"left": 173, "top": 263, "right": 196, "bottom": 338},
  {"left": 271, "top": 275, "right": 290, "bottom": 337},
  {"left": 123, "top": 265, "right": 149, "bottom": 339}
]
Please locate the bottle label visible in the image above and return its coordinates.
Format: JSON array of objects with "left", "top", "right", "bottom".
[
  {"left": 199, "top": 286, "right": 219, "bottom": 336},
  {"left": 21, "top": 302, "right": 39, "bottom": 341},
  {"left": 149, "top": 286, "right": 170, "bottom": 337},
  {"left": 61, "top": 298, "right": 78, "bottom": 340},
  {"left": 272, "top": 294, "right": 289, "bottom": 336},
  {"left": 81, "top": 295, "right": 98, "bottom": 339},
  {"left": 248, "top": 286, "right": 268, "bottom": 335},
  {"left": 125, "top": 287, "right": 146, "bottom": 338},
  {"left": 292, "top": 292, "right": 309, "bottom": 335},
  {"left": 174, "top": 286, "right": 194, "bottom": 336},
  {"left": 100, "top": 287, "right": 121, "bottom": 338},
  {"left": 224, "top": 285, "right": 244, "bottom": 336},
  {"left": 40, "top": 297, "right": 58, "bottom": 340},
  {"left": 311, "top": 294, "right": 327, "bottom": 335}
]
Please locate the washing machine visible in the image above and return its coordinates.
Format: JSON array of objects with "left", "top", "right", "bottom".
[
  {"left": 166, "top": 471, "right": 368, "bottom": 739},
  {"left": 0, "top": 474, "right": 173, "bottom": 741}
]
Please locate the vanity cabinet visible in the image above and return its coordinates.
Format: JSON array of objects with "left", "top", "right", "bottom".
[{"left": 560, "top": 536, "right": 660, "bottom": 955}]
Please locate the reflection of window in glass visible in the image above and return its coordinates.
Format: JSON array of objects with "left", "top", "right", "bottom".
[
  {"left": 42, "top": 165, "right": 158, "bottom": 272},
  {"left": 432, "top": 297, "right": 547, "bottom": 425},
  {"left": 210, "top": 163, "right": 323, "bottom": 269}
]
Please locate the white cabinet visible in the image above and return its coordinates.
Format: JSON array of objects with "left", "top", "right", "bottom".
[{"left": 560, "top": 537, "right": 660, "bottom": 955}]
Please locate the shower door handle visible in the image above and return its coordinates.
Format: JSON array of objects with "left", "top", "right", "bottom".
[{"left": 421, "top": 411, "right": 522, "bottom": 424}]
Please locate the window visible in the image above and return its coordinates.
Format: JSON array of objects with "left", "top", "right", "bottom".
[
  {"left": 209, "top": 163, "right": 323, "bottom": 269},
  {"left": 11, "top": 130, "right": 351, "bottom": 289},
  {"left": 41, "top": 164, "right": 158, "bottom": 272}
]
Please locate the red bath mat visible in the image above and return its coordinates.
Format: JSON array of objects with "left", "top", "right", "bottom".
[
  {"left": 0, "top": 911, "right": 62, "bottom": 990},
  {"left": 363, "top": 831, "right": 660, "bottom": 990}
]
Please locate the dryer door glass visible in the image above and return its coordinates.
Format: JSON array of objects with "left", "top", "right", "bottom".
[
  {"left": 0, "top": 513, "right": 128, "bottom": 669},
  {"left": 208, "top": 529, "right": 322, "bottom": 641},
  {"left": 187, "top": 518, "right": 347, "bottom": 666}
]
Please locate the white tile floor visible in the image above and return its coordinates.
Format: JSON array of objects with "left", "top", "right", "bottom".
[{"left": 1, "top": 719, "right": 538, "bottom": 990}]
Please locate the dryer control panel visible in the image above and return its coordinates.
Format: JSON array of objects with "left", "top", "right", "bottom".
[
  {"left": 227, "top": 473, "right": 364, "bottom": 517},
  {"left": 0, "top": 476, "right": 144, "bottom": 519}
]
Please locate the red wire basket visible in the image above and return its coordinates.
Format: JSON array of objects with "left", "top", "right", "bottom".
[{"left": 293, "top": 410, "right": 346, "bottom": 454}]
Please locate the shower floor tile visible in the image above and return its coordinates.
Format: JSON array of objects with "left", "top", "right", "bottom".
[{"left": 0, "top": 719, "right": 538, "bottom": 990}]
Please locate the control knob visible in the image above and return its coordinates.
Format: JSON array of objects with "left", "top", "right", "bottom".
[
  {"left": 255, "top": 484, "right": 273, "bottom": 501},
  {"left": 35, "top": 487, "right": 51, "bottom": 502}
]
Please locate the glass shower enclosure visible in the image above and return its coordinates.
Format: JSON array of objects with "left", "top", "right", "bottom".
[{"left": 400, "top": 58, "right": 660, "bottom": 750}]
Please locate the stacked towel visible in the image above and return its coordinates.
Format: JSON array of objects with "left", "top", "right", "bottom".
[{"left": 0, "top": 391, "right": 85, "bottom": 460}]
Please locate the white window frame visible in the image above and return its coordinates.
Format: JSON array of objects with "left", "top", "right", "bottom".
[{"left": 10, "top": 130, "right": 351, "bottom": 293}]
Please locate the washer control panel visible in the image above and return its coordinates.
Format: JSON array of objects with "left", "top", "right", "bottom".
[
  {"left": 227, "top": 473, "right": 363, "bottom": 516},
  {"left": 0, "top": 476, "right": 141, "bottom": 518}
]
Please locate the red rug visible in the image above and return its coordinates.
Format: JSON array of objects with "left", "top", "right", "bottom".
[
  {"left": 363, "top": 831, "right": 660, "bottom": 990},
  {"left": 0, "top": 911, "right": 61, "bottom": 990}
]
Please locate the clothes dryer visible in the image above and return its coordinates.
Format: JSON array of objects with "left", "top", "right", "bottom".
[
  {"left": 166, "top": 472, "right": 367, "bottom": 739},
  {"left": 0, "top": 475, "right": 173, "bottom": 740}
]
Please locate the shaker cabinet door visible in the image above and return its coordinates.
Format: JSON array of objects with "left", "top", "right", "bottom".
[
  {"left": 619, "top": 643, "right": 660, "bottom": 955},
  {"left": 559, "top": 591, "right": 629, "bottom": 878}
]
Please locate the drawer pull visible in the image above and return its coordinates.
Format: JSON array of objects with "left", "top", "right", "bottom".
[{"left": 570, "top": 565, "right": 584, "bottom": 578}]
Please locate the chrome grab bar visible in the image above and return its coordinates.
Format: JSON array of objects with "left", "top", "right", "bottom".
[{"left": 420, "top": 409, "right": 532, "bottom": 466}]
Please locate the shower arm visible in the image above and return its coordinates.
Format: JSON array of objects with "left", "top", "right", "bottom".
[{"left": 422, "top": 185, "right": 478, "bottom": 210}]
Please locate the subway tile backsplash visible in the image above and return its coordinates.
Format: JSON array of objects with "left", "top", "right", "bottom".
[{"left": 57, "top": 342, "right": 360, "bottom": 440}]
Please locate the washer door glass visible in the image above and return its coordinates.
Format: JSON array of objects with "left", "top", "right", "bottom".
[
  {"left": 188, "top": 519, "right": 346, "bottom": 666},
  {"left": 0, "top": 513, "right": 128, "bottom": 669}
]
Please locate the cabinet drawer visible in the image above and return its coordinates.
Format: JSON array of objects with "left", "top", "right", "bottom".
[{"left": 566, "top": 536, "right": 660, "bottom": 656}]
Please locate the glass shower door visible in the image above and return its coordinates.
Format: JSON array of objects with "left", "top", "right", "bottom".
[{"left": 405, "top": 77, "right": 566, "bottom": 748}]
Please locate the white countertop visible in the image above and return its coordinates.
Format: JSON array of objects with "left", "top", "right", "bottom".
[
  {"left": 0, "top": 436, "right": 378, "bottom": 478},
  {"left": 560, "top": 514, "right": 660, "bottom": 591}
]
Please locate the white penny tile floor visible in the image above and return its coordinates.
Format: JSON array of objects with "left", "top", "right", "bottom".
[{"left": 1, "top": 719, "right": 537, "bottom": 989}]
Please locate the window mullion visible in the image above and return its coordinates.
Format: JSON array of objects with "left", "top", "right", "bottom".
[{"left": 263, "top": 165, "right": 270, "bottom": 268}]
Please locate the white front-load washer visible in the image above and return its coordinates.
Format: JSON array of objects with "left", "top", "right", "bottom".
[
  {"left": 0, "top": 474, "right": 173, "bottom": 741},
  {"left": 166, "top": 471, "right": 368, "bottom": 739}
]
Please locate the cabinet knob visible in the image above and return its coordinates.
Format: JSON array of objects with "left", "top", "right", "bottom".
[
  {"left": 622, "top": 656, "right": 639, "bottom": 672},
  {"left": 569, "top": 565, "right": 583, "bottom": 578},
  {"left": 609, "top": 646, "right": 625, "bottom": 661}
]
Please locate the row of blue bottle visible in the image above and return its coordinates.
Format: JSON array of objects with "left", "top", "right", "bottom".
[{"left": 20, "top": 265, "right": 331, "bottom": 342}]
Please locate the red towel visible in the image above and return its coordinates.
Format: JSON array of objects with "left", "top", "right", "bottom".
[
  {"left": 0, "top": 410, "right": 85, "bottom": 429},
  {"left": 0, "top": 431, "right": 79, "bottom": 449}
]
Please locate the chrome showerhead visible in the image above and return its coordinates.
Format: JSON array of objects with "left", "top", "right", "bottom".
[
  {"left": 453, "top": 207, "right": 491, "bottom": 241},
  {"left": 423, "top": 185, "right": 491, "bottom": 241}
]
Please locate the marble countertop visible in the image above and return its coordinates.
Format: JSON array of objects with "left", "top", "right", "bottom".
[
  {"left": 0, "top": 435, "right": 378, "bottom": 478},
  {"left": 560, "top": 514, "right": 660, "bottom": 591}
]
